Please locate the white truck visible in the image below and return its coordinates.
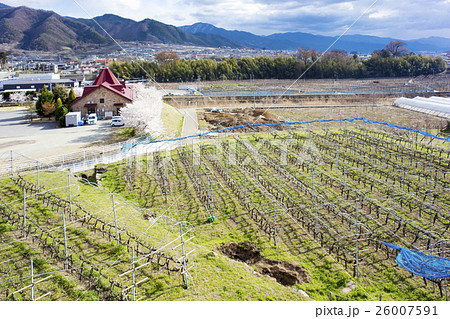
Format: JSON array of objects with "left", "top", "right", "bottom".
[{"left": 65, "top": 112, "right": 81, "bottom": 127}]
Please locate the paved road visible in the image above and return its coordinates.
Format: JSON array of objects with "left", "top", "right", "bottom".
[
  {"left": 0, "top": 110, "right": 115, "bottom": 159},
  {"left": 180, "top": 108, "right": 199, "bottom": 137}
]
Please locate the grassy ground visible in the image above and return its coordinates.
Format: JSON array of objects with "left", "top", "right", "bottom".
[
  {"left": 0, "top": 171, "right": 308, "bottom": 301},
  {"left": 161, "top": 103, "right": 184, "bottom": 139},
  {"left": 1, "top": 111, "right": 449, "bottom": 301}
]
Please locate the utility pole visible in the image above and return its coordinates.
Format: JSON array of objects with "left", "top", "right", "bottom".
[
  {"left": 180, "top": 223, "right": 189, "bottom": 288},
  {"left": 112, "top": 194, "right": 120, "bottom": 245},
  {"left": 30, "top": 259, "right": 34, "bottom": 301},
  {"left": 68, "top": 174, "right": 73, "bottom": 221},
  {"left": 23, "top": 189, "right": 26, "bottom": 237},
  {"left": 10, "top": 150, "right": 14, "bottom": 181},
  {"left": 355, "top": 193, "right": 359, "bottom": 282},
  {"left": 62, "top": 202, "right": 69, "bottom": 270},
  {"left": 36, "top": 161, "right": 40, "bottom": 191},
  {"left": 312, "top": 164, "right": 318, "bottom": 239},
  {"left": 273, "top": 201, "right": 278, "bottom": 253},
  {"left": 132, "top": 248, "right": 136, "bottom": 301}
]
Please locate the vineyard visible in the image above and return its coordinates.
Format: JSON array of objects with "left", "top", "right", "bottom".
[{"left": 1, "top": 119, "right": 450, "bottom": 301}]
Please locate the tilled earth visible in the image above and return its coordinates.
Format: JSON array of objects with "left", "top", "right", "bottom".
[{"left": 221, "top": 241, "right": 310, "bottom": 286}]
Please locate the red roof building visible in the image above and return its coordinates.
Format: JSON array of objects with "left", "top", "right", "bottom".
[{"left": 71, "top": 68, "right": 135, "bottom": 118}]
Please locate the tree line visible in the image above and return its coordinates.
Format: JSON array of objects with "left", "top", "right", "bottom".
[
  {"left": 109, "top": 47, "right": 447, "bottom": 83},
  {"left": 35, "top": 86, "right": 76, "bottom": 126}
]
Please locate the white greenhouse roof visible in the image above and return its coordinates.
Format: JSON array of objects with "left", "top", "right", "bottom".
[{"left": 394, "top": 96, "right": 450, "bottom": 119}]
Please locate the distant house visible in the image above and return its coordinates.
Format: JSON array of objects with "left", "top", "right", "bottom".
[{"left": 71, "top": 68, "right": 135, "bottom": 118}]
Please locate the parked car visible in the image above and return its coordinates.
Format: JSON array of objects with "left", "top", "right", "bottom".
[
  {"left": 111, "top": 118, "right": 124, "bottom": 127},
  {"left": 87, "top": 114, "right": 97, "bottom": 125}
]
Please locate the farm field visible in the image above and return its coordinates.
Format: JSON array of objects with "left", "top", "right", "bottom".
[
  {"left": 1, "top": 118, "right": 449, "bottom": 301},
  {"left": 270, "top": 105, "right": 450, "bottom": 132}
]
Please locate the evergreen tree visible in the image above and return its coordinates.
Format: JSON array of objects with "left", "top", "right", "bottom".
[
  {"left": 58, "top": 107, "right": 69, "bottom": 127},
  {"left": 0, "top": 51, "right": 7, "bottom": 68},
  {"left": 68, "top": 87, "right": 76, "bottom": 104},
  {"left": 52, "top": 85, "right": 68, "bottom": 104},
  {"left": 109, "top": 53, "right": 447, "bottom": 83},
  {"left": 54, "top": 98, "right": 64, "bottom": 121},
  {"left": 35, "top": 86, "right": 54, "bottom": 117}
]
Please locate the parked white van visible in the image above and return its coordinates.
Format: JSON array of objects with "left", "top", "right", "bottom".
[{"left": 87, "top": 114, "right": 97, "bottom": 125}]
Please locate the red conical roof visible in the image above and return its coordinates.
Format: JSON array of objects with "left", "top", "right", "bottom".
[
  {"left": 92, "top": 67, "right": 121, "bottom": 86},
  {"left": 70, "top": 67, "right": 135, "bottom": 106}
]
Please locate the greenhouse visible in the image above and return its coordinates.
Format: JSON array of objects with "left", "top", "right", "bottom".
[{"left": 394, "top": 96, "right": 450, "bottom": 119}]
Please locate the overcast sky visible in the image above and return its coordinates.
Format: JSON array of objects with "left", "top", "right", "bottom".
[{"left": 2, "top": 0, "right": 449, "bottom": 39}]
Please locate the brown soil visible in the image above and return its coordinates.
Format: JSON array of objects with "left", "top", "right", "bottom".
[
  {"left": 201, "top": 108, "right": 280, "bottom": 128},
  {"left": 221, "top": 241, "right": 310, "bottom": 286}
]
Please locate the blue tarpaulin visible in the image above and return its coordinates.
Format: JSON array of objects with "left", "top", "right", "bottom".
[
  {"left": 381, "top": 242, "right": 450, "bottom": 280},
  {"left": 121, "top": 117, "right": 450, "bottom": 153}
]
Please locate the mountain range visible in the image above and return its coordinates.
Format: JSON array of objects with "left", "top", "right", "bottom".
[
  {"left": 75, "top": 14, "right": 243, "bottom": 48},
  {"left": 0, "top": 3, "right": 449, "bottom": 54},
  {"left": 0, "top": 5, "right": 243, "bottom": 51},
  {"left": 180, "top": 22, "right": 450, "bottom": 53},
  {"left": 0, "top": 5, "right": 109, "bottom": 51}
]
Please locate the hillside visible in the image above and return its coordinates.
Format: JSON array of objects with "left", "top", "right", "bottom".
[
  {"left": 75, "top": 14, "right": 244, "bottom": 48},
  {"left": 0, "top": 5, "right": 244, "bottom": 51},
  {"left": 0, "top": 6, "right": 109, "bottom": 51}
]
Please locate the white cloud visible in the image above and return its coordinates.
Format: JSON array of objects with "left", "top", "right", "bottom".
[
  {"left": 90, "top": 0, "right": 142, "bottom": 12},
  {"left": 368, "top": 9, "right": 397, "bottom": 20},
  {"left": 1, "top": 0, "right": 449, "bottom": 39}
]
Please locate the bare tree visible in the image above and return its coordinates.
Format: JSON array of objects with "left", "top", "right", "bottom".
[
  {"left": 296, "top": 48, "right": 319, "bottom": 63},
  {"left": 42, "top": 101, "right": 55, "bottom": 120},
  {"left": 154, "top": 51, "right": 180, "bottom": 65},
  {"left": 385, "top": 41, "right": 409, "bottom": 57},
  {"left": 10, "top": 92, "right": 27, "bottom": 106}
]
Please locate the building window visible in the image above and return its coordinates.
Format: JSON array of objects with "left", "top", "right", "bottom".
[
  {"left": 31, "top": 85, "right": 35, "bottom": 88},
  {"left": 87, "top": 107, "right": 96, "bottom": 114},
  {"left": 100, "top": 98, "right": 105, "bottom": 103},
  {"left": 16, "top": 86, "right": 20, "bottom": 89}
]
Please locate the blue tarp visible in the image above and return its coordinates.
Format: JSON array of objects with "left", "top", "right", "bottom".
[
  {"left": 381, "top": 242, "right": 450, "bottom": 280},
  {"left": 121, "top": 117, "right": 450, "bottom": 153}
]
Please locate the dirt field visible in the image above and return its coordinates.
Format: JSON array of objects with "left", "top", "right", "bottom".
[{"left": 270, "top": 105, "right": 449, "bottom": 131}]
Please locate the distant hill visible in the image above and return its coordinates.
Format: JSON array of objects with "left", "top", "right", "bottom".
[
  {"left": 0, "top": 3, "right": 448, "bottom": 54},
  {"left": 76, "top": 14, "right": 244, "bottom": 48},
  {"left": 0, "top": 6, "right": 109, "bottom": 50},
  {"left": 181, "top": 22, "right": 450, "bottom": 53},
  {"left": 0, "top": 5, "right": 244, "bottom": 51}
]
